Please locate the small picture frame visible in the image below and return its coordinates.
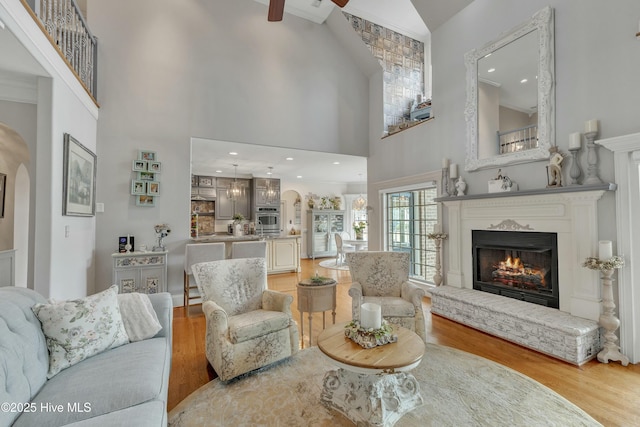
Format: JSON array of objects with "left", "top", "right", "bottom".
[
  {"left": 131, "top": 180, "right": 147, "bottom": 195},
  {"left": 132, "top": 160, "right": 147, "bottom": 171},
  {"left": 147, "top": 161, "right": 162, "bottom": 173},
  {"left": 147, "top": 181, "right": 160, "bottom": 195},
  {"left": 146, "top": 277, "right": 159, "bottom": 294},
  {"left": 138, "top": 150, "right": 156, "bottom": 161},
  {"left": 138, "top": 171, "right": 155, "bottom": 181},
  {"left": 136, "top": 195, "right": 156, "bottom": 207},
  {"left": 120, "top": 278, "right": 135, "bottom": 293}
]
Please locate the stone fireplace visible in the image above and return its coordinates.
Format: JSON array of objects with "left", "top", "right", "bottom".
[
  {"left": 440, "top": 186, "right": 614, "bottom": 321},
  {"left": 430, "top": 186, "right": 615, "bottom": 364}
]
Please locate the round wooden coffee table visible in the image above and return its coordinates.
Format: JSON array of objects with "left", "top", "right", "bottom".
[{"left": 317, "top": 322, "right": 425, "bottom": 426}]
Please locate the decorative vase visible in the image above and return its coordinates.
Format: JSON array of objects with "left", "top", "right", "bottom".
[{"left": 355, "top": 231, "right": 364, "bottom": 240}]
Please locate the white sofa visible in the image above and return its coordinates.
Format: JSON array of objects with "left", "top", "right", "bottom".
[{"left": 0, "top": 287, "right": 172, "bottom": 427}]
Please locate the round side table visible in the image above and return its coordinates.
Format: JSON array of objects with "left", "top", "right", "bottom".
[{"left": 297, "top": 278, "right": 337, "bottom": 348}]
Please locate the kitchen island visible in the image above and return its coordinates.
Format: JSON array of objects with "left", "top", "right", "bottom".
[{"left": 190, "top": 234, "right": 301, "bottom": 274}]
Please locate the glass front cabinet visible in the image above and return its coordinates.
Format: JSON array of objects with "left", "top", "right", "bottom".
[{"left": 306, "top": 210, "right": 345, "bottom": 258}]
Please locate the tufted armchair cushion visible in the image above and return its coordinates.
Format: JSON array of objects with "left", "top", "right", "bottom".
[
  {"left": 193, "top": 258, "right": 299, "bottom": 381},
  {"left": 346, "top": 251, "right": 427, "bottom": 341},
  {"left": 194, "top": 257, "right": 266, "bottom": 316}
]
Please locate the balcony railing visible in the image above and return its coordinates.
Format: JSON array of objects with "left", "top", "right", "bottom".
[{"left": 23, "top": 0, "right": 98, "bottom": 102}]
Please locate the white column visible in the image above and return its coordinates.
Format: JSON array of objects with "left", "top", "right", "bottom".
[{"left": 598, "top": 133, "right": 640, "bottom": 364}]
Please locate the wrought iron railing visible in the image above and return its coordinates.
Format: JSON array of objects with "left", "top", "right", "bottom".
[
  {"left": 23, "top": 0, "right": 98, "bottom": 101},
  {"left": 497, "top": 124, "right": 538, "bottom": 154}
]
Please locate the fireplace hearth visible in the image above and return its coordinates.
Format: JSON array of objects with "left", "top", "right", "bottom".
[{"left": 472, "top": 230, "right": 559, "bottom": 308}]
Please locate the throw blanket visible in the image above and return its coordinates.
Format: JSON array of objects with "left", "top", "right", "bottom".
[{"left": 117, "top": 293, "right": 162, "bottom": 342}]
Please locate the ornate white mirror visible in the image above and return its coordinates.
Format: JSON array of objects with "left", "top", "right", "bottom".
[{"left": 465, "top": 6, "right": 554, "bottom": 171}]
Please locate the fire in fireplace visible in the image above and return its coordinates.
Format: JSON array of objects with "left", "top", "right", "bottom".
[{"left": 472, "top": 230, "right": 559, "bottom": 308}]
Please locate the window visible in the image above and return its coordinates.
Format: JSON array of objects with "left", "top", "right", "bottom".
[{"left": 384, "top": 183, "right": 438, "bottom": 284}]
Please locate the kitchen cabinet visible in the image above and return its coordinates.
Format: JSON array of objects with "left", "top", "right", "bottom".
[
  {"left": 268, "top": 236, "right": 301, "bottom": 273},
  {"left": 112, "top": 251, "right": 168, "bottom": 294},
  {"left": 215, "top": 178, "right": 250, "bottom": 220},
  {"left": 252, "top": 178, "right": 281, "bottom": 207},
  {"left": 306, "top": 210, "right": 346, "bottom": 258}
]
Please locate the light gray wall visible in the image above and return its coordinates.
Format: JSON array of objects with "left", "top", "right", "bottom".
[
  {"left": 366, "top": 0, "right": 640, "bottom": 250},
  {"left": 88, "top": 0, "right": 371, "bottom": 297}
]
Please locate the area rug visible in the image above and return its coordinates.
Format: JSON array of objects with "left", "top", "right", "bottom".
[
  {"left": 318, "top": 259, "right": 350, "bottom": 271},
  {"left": 168, "top": 345, "right": 601, "bottom": 427}
]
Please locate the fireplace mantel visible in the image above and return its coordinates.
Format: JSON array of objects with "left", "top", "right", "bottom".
[
  {"left": 441, "top": 189, "right": 612, "bottom": 322},
  {"left": 435, "top": 182, "right": 616, "bottom": 202}
]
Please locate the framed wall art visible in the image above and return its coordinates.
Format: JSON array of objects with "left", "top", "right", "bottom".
[
  {"left": 138, "top": 171, "right": 155, "bottom": 181},
  {"left": 0, "top": 172, "right": 5, "bottom": 218},
  {"left": 131, "top": 180, "right": 147, "bottom": 195},
  {"left": 147, "top": 181, "right": 160, "bottom": 195},
  {"left": 136, "top": 195, "right": 155, "bottom": 207},
  {"left": 63, "top": 133, "right": 96, "bottom": 216},
  {"left": 138, "top": 150, "right": 156, "bottom": 161},
  {"left": 133, "top": 160, "right": 147, "bottom": 171},
  {"left": 148, "top": 161, "right": 162, "bottom": 173}
]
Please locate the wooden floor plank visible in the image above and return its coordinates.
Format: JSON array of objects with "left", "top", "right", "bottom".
[{"left": 168, "top": 258, "right": 640, "bottom": 426}]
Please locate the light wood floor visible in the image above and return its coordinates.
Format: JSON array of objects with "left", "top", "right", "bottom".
[{"left": 169, "top": 258, "right": 640, "bottom": 427}]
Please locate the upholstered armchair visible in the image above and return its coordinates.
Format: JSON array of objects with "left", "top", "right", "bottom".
[
  {"left": 192, "top": 257, "right": 299, "bottom": 381},
  {"left": 346, "top": 251, "right": 426, "bottom": 341}
]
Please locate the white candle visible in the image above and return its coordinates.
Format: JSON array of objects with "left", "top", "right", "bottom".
[
  {"left": 360, "top": 303, "right": 382, "bottom": 330},
  {"left": 434, "top": 223, "right": 442, "bottom": 233},
  {"left": 126, "top": 234, "right": 130, "bottom": 245},
  {"left": 442, "top": 158, "right": 450, "bottom": 168},
  {"left": 569, "top": 132, "right": 582, "bottom": 150},
  {"left": 599, "top": 240, "right": 613, "bottom": 260},
  {"left": 450, "top": 163, "right": 459, "bottom": 179},
  {"left": 585, "top": 119, "right": 599, "bottom": 134}
]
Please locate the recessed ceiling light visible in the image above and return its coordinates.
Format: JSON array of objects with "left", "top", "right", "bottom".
[
  {"left": 520, "top": 78, "right": 528, "bottom": 83},
  {"left": 488, "top": 68, "right": 495, "bottom": 73},
  {"left": 229, "top": 151, "right": 238, "bottom": 156},
  {"left": 297, "top": 175, "right": 302, "bottom": 179},
  {"left": 333, "top": 161, "right": 340, "bottom": 165},
  {"left": 216, "top": 170, "right": 222, "bottom": 173},
  {"left": 286, "top": 157, "right": 294, "bottom": 161}
]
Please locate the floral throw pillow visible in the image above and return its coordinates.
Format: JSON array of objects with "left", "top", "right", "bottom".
[{"left": 32, "top": 285, "right": 130, "bottom": 378}]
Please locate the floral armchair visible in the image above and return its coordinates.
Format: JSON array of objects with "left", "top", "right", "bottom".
[
  {"left": 192, "top": 257, "right": 299, "bottom": 381},
  {"left": 346, "top": 251, "right": 426, "bottom": 341}
]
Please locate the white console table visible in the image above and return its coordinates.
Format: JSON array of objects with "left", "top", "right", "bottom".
[{"left": 112, "top": 251, "right": 168, "bottom": 294}]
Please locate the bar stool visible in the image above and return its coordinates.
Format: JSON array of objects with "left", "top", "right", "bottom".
[
  {"left": 231, "top": 240, "right": 267, "bottom": 259},
  {"left": 184, "top": 242, "right": 225, "bottom": 316}
]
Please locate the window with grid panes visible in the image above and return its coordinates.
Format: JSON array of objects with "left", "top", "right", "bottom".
[{"left": 385, "top": 185, "right": 438, "bottom": 284}]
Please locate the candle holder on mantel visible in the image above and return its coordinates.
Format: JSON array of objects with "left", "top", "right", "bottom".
[
  {"left": 584, "top": 130, "right": 603, "bottom": 185},
  {"left": 583, "top": 256, "right": 629, "bottom": 366},
  {"left": 568, "top": 146, "right": 583, "bottom": 185},
  {"left": 428, "top": 232, "right": 448, "bottom": 286}
]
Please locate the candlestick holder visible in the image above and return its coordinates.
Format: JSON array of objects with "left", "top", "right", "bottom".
[
  {"left": 441, "top": 167, "right": 450, "bottom": 197},
  {"left": 428, "top": 232, "right": 448, "bottom": 286},
  {"left": 584, "top": 131, "right": 603, "bottom": 185},
  {"left": 568, "top": 146, "right": 583, "bottom": 185},
  {"left": 582, "top": 256, "right": 628, "bottom": 366}
]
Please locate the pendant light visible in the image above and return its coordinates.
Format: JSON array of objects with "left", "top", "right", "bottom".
[
  {"left": 265, "top": 167, "right": 277, "bottom": 204},
  {"left": 227, "top": 164, "right": 244, "bottom": 201},
  {"left": 353, "top": 173, "right": 366, "bottom": 210}
]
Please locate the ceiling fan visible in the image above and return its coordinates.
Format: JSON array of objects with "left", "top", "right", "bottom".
[{"left": 268, "top": 0, "right": 350, "bottom": 22}]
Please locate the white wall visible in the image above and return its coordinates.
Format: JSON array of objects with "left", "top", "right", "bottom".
[
  {"left": 366, "top": 0, "right": 640, "bottom": 251},
  {"left": 87, "top": 0, "right": 371, "bottom": 297},
  {"left": 0, "top": 0, "right": 99, "bottom": 298}
]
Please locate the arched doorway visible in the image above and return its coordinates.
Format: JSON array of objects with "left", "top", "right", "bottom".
[{"left": 0, "top": 123, "right": 31, "bottom": 287}]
